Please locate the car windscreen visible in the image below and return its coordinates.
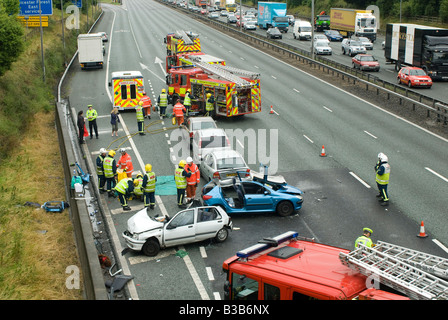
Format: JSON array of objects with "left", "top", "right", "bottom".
[
  {"left": 217, "top": 157, "right": 246, "bottom": 169},
  {"left": 360, "top": 55, "right": 375, "bottom": 61},
  {"left": 350, "top": 41, "right": 362, "bottom": 46},
  {"left": 273, "top": 16, "right": 288, "bottom": 23},
  {"left": 192, "top": 122, "right": 215, "bottom": 131},
  {"left": 409, "top": 69, "right": 427, "bottom": 76},
  {"left": 201, "top": 135, "right": 227, "bottom": 148}
]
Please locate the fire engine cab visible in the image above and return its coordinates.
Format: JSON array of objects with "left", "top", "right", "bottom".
[
  {"left": 223, "top": 231, "right": 448, "bottom": 300},
  {"left": 110, "top": 71, "right": 145, "bottom": 110}
]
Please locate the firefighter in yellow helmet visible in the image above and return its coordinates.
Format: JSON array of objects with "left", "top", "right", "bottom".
[
  {"left": 103, "top": 150, "right": 117, "bottom": 198},
  {"left": 113, "top": 177, "right": 138, "bottom": 211},
  {"left": 184, "top": 88, "right": 195, "bottom": 116},
  {"left": 205, "top": 92, "right": 215, "bottom": 118},
  {"left": 142, "top": 164, "right": 157, "bottom": 209},
  {"left": 174, "top": 160, "right": 191, "bottom": 207},
  {"left": 158, "top": 88, "right": 168, "bottom": 118},
  {"left": 136, "top": 101, "right": 145, "bottom": 135}
]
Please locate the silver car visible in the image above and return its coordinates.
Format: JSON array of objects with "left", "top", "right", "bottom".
[
  {"left": 192, "top": 128, "right": 231, "bottom": 166},
  {"left": 357, "top": 37, "right": 373, "bottom": 50},
  {"left": 201, "top": 149, "right": 251, "bottom": 186},
  {"left": 342, "top": 38, "right": 366, "bottom": 57},
  {"left": 182, "top": 116, "right": 217, "bottom": 142}
]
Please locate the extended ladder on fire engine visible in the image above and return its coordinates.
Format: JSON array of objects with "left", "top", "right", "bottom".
[
  {"left": 339, "top": 244, "right": 448, "bottom": 300},
  {"left": 188, "top": 56, "right": 260, "bottom": 89}
]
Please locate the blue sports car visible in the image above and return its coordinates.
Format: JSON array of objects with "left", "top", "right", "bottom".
[{"left": 201, "top": 172, "right": 304, "bottom": 216}]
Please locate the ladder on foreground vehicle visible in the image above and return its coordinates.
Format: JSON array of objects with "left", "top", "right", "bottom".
[
  {"left": 339, "top": 244, "right": 448, "bottom": 300},
  {"left": 375, "top": 241, "right": 448, "bottom": 280},
  {"left": 188, "top": 56, "right": 260, "bottom": 89}
]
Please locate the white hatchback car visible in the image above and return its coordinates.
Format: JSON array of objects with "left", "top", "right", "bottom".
[
  {"left": 123, "top": 206, "right": 232, "bottom": 256},
  {"left": 192, "top": 128, "right": 231, "bottom": 166}
]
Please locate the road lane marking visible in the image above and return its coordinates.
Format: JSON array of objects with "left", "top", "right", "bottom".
[
  {"left": 179, "top": 245, "right": 210, "bottom": 300},
  {"left": 433, "top": 239, "right": 448, "bottom": 254},
  {"left": 303, "top": 135, "right": 314, "bottom": 144},
  {"left": 349, "top": 171, "right": 371, "bottom": 188},
  {"left": 199, "top": 246, "right": 207, "bottom": 258},
  {"left": 425, "top": 167, "right": 448, "bottom": 183},
  {"left": 293, "top": 88, "right": 300, "bottom": 93},
  {"left": 364, "top": 130, "right": 378, "bottom": 139},
  {"left": 206, "top": 267, "right": 215, "bottom": 281},
  {"left": 213, "top": 292, "right": 221, "bottom": 300},
  {"left": 323, "top": 106, "right": 333, "bottom": 113}
]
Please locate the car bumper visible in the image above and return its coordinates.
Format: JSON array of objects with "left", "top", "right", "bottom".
[{"left": 122, "top": 230, "right": 145, "bottom": 251}]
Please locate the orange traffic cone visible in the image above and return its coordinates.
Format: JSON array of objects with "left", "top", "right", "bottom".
[
  {"left": 269, "top": 105, "right": 274, "bottom": 114},
  {"left": 417, "top": 221, "right": 428, "bottom": 238},
  {"left": 320, "top": 145, "right": 327, "bottom": 157}
]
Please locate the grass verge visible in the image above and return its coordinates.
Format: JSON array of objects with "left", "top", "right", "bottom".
[{"left": 0, "top": 6, "right": 101, "bottom": 300}]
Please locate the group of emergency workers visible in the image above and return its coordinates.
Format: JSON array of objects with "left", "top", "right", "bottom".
[{"left": 96, "top": 147, "right": 157, "bottom": 211}]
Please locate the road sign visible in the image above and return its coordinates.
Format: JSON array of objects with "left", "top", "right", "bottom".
[
  {"left": 19, "top": 0, "right": 53, "bottom": 16},
  {"left": 72, "top": 0, "right": 82, "bottom": 8},
  {"left": 17, "top": 16, "right": 49, "bottom": 27}
]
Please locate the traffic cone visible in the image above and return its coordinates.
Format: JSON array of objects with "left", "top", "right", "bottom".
[
  {"left": 417, "top": 221, "right": 428, "bottom": 238},
  {"left": 269, "top": 105, "right": 274, "bottom": 114},
  {"left": 320, "top": 145, "right": 327, "bottom": 157}
]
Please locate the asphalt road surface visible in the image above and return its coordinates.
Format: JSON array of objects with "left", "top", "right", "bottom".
[{"left": 65, "top": 0, "right": 448, "bottom": 301}]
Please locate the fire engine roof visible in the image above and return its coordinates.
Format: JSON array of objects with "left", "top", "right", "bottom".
[{"left": 224, "top": 238, "right": 367, "bottom": 299}]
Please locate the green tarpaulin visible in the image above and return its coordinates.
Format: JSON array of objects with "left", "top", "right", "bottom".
[{"left": 155, "top": 175, "right": 177, "bottom": 196}]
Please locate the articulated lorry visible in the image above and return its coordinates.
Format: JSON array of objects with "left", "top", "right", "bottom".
[
  {"left": 330, "top": 8, "right": 377, "bottom": 42},
  {"left": 77, "top": 33, "right": 104, "bottom": 70},
  {"left": 385, "top": 23, "right": 448, "bottom": 81},
  {"left": 257, "top": 2, "right": 289, "bottom": 32}
]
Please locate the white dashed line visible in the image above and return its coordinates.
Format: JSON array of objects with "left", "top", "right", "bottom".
[
  {"left": 425, "top": 167, "right": 448, "bottom": 183},
  {"left": 364, "top": 130, "right": 378, "bottom": 139},
  {"left": 349, "top": 172, "right": 371, "bottom": 188}
]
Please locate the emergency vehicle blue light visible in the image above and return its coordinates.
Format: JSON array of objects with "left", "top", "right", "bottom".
[{"left": 236, "top": 231, "right": 299, "bottom": 259}]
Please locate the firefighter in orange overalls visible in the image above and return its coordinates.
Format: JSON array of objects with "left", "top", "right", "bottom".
[
  {"left": 139, "top": 91, "right": 153, "bottom": 119},
  {"left": 173, "top": 98, "right": 186, "bottom": 127},
  {"left": 117, "top": 148, "right": 134, "bottom": 178},
  {"left": 184, "top": 156, "right": 200, "bottom": 203}
]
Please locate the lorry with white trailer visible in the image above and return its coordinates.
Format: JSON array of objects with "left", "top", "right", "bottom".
[
  {"left": 257, "top": 2, "right": 289, "bottom": 32},
  {"left": 384, "top": 23, "right": 448, "bottom": 81},
  {"left": 77, "top": 33, "right": 104, "bottom": 70},
  {"left": 329, "top": 8, "right": 377, "bottom": 42}
]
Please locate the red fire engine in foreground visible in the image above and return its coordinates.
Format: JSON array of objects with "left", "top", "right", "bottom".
[{"left": 223, "top": 231, "right": 448, "bottom": 300}]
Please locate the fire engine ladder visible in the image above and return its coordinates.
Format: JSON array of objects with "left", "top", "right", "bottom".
[
  {"left": 339, "top": 245, "right": 448, "bottom": 300},
  {"left": 375, "top": 241, "right": 448, "bottom": 280},
  {"left": 175, "top": 30, "right": 194, "bottom": 45},
  {"left": 188, "top": 57, "right": 258, "bottom": 89}
]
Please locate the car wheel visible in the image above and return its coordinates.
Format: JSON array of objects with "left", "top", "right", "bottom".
[
  {"left": 276, "top": 201, "right": 294, "bottom": 217},
  {"left": 408, "top": 81, "right": 412, "bottom": 88},
  {"left": 215, "top": 227, "right": 229, "bottom": 243},
  {"left": 342, "top": 48, "right": 345, "bottom": 55},
  {"left": 397, "top": 77, "right": 401, "bottom": 85},
  {"left": 142, "top": 238, "right": 160, "bottom": 256},
  {"left": 352, "top": 63, "right": 356, "bottom": 69}
]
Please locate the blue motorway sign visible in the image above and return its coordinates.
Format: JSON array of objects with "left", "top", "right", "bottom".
[
  {"left": 72, "top": 0, "right": 82, "bottom": 8},
  {"left": 19, "top": 0, "right": 53, "bottom": 16}
]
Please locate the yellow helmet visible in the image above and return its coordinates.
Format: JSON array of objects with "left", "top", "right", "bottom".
[
  {"left": 187, "top": 89, "right": 191, "bottom": 92},
  {"left": 108, "top": 150, "right": 116, "bottom": 157},
  {"left": 206, "top": 93, "right": 211, "bottom": 98},
  {"left": 145, "top": 164, "right": 152, "bottom": 172},
  {"left": 133, "top": 179, "right": 139, "bottom": 186},
  {"left": 139, "top": 100, "right": 143, "bottom": 106},
  {"left": 179, "top": 160, "right": 186, "bottom": 168},
  {"left": 162, "top": 89, "right": 166, "bottom": 93}
]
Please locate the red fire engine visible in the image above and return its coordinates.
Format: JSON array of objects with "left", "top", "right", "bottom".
[
  {"left": 223, "top": 231, "right": 448, "bottom": 300},
  {"left": 166, "top": 55, "right": 261, "bottom": 118}
]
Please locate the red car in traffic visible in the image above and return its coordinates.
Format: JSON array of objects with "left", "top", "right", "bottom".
[
  {"left": 397, "top": 67, "right": 432, "bottom": 88},
  {"left": 352, "top": 54, "right": 380, "bottom": 71}
]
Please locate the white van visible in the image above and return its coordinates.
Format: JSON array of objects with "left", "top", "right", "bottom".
[{"left": 293, "top": 20, "right": 312, "bottom": 40}]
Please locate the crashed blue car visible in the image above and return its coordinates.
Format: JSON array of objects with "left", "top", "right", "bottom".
[
  {"left": 201, "top": 171, "right": 304, "bottom": 216},
  {"left": 324, "top": 29, "right": 343, "bottom": 41}
]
